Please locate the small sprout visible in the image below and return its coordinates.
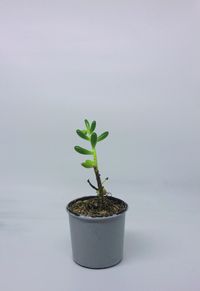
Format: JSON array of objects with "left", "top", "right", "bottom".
[
  {"left": 97, "top": 131, "right": 109, "bottom": 142},
  {"left": 90, "top": 120, "right": 96, "bottom": 133},
  {"left": 81, "top": 160, "right": 95, "bottom": 168},
  {"left": 74, "top": 146, "right": 93, "bottom": 155},
  {"left": 82, "top": 130, "right": 88, "bottom": 135},
  {"left": 91, "top": 132, "right": 97, "bottom": 148},
  {"left": 76, "top": 129, "right": 89, "bottom": 140},
  {"left": 102, "top": 177, "right": 109, "bottom": 184},
  {"left": 84, "top": 119, "right": 90, "bottom": 131}
]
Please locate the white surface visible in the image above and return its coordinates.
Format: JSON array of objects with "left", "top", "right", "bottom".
[
  {"left": 1, "top": 0, "right": 200, "bottom": 185},
  {"left": 0, "top": 0, "right": 200, "bottom": 290},
  {"left": 1, "top": 181, "right": 200, "bottom": 291}
]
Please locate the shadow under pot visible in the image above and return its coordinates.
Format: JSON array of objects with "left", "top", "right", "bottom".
[{"left": 66, "top": 195, "right": 128, "bottom": 269}]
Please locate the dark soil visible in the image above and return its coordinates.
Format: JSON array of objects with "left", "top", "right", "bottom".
[{"left": 67, "top": 196, "right": 127, "bottom": 217}]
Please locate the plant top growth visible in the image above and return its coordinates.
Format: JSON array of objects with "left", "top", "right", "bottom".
[{"left": 74, "top": 119, "right": 109, "bottom": 205}]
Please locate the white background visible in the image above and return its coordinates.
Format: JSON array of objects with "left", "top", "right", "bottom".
[{"left": 0, "top": 1, "right": 200, "bottom": 290}]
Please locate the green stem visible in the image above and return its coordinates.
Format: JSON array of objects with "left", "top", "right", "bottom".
[{"left": 93, "top": 148, "right": 98, "bottom": 168}]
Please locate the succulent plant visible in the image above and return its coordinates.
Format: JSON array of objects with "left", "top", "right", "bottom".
[{"left": 74, "top": 119, "right": 109, "bottom": 202}]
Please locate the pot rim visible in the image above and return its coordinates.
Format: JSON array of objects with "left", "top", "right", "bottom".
[{"left": 66, "top": 195, "right": 128, "bottom": 221}]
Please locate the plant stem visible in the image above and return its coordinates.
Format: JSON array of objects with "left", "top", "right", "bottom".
[
  {"left": 93, "top": 148, "right": 104, "bottom": 207},
  {"left": 93, "top": 148, "right": 98, "bottom": 168},
  {"left": 87, "top": 179, "right": 98, "bottom": 191},
  {"left": 94, "top": 167, "right": 103, "bottom": 195},
  {"left": 94, "top": 167, "right": 104, "bottom": 207}
]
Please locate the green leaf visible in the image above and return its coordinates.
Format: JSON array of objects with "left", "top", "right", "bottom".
[
  {"left": 74, "top": 146, "right": 93, "bottom": 155},
  {"left": 76, "top": 129, "right": 89, "bottom": 140},
  {"left": 84, "top": 119, "right": 90, "bottom": 131},
  {"left": 81, "top": 160, "right": 94, "bottom": 168},
  {"left": 90, "top": 121, "right": 96, "bottom": 133},
  {"left": 97, "top": 131, "right": 109, "bottom": 142},
  {"left": 91, "top": 132, "right": 97, "bottom": 148}
]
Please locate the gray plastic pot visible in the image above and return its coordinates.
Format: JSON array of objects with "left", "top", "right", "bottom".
[{"left": 66, "top": 196, "right": 128, "bottom": 269}]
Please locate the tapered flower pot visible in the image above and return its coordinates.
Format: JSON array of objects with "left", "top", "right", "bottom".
[{"left": 66, "top": 196, "right": 128, "bottom": 269}]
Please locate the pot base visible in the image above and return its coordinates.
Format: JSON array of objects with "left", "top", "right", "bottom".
[{"left": 73, "top": 258, "right": 122, "bottom": 269}]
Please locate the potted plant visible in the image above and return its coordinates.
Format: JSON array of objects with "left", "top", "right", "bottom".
[{"left": 66, "top": 119, "right": 128, "bottom": 269}]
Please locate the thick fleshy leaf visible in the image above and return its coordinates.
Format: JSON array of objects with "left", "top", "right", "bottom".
[
  {"left": 76, "top": 129, "right": 89, "bottom": 140},
  {"left": 74, "top": 146, "right": 93, "bottom": 155},
  {"left": 90, "top": 121, "right": 96, "bottom": 133},
  {"left": 97, "top": 131, "right": 109, "bottom": 142},
  {"left": 81, "top": 160, "right": 94, "bottom": 168},
  {"left": 84, "top": 119, "right": 90, "bottom": 131},
  {"left": 91, "top": 132, "right": 97, "bottom": 148},
  {"left": 82, "top": 129, "right": 88, "bottom": 135}
]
